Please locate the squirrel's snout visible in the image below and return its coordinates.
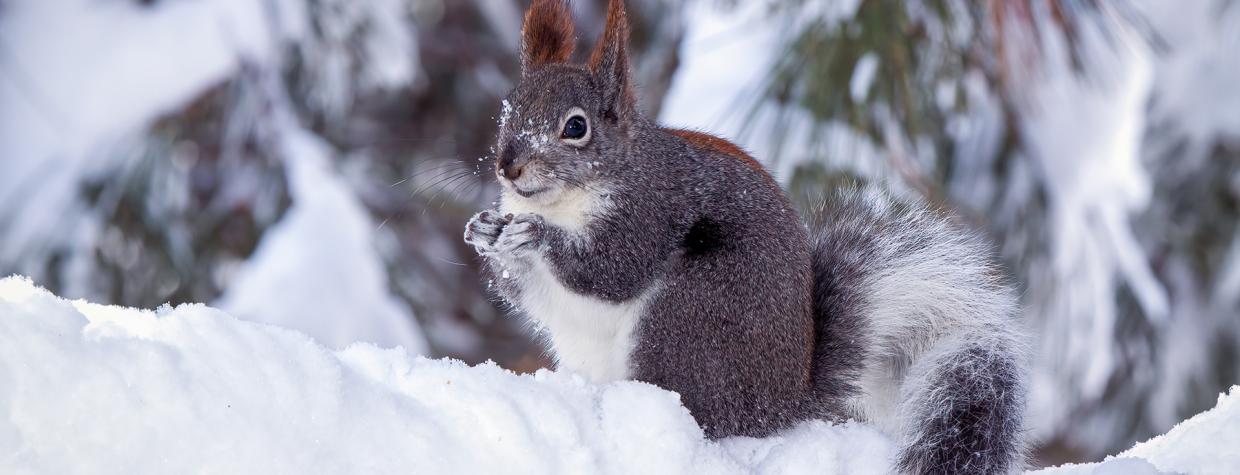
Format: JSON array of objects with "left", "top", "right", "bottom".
[
  {"left": 500, "top": 161, "right": 524, "bottom": 181},
  {"left": 496, "top": 143, "right": 524, "bottom": 181}
]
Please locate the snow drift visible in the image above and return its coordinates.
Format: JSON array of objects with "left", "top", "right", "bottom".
[
  {"left": 0, "top": 276, "right": 1235, "bottom": 474},
  {"left": 0, "top": 276, "right": 892, "bottom": 474}
]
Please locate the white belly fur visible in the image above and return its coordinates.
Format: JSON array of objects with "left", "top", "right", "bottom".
[{"left": 516, "top": 257, "right": 654, "bottom": 382}]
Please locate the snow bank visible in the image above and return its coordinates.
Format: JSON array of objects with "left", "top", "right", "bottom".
[
  {"left": 1030, "top": 385, "right": 1240, "bottom": 475},
  {"left": 1121, "top": 386, "right": 1240, "bottom": 474},
  {"left": 1026, "top": 384, "right": 1240, "bottom": 473},
  {"left": 0, "top": 276, "right": 893, "bottom": 474},
  {"left": 2, "top": 276, "right": 1236, "bottom": 474}
]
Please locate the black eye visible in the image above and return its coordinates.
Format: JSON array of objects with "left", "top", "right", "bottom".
[{"left": 562, "top": 115, "right": 588, "bottom": 140}]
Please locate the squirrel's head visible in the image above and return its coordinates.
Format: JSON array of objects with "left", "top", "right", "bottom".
[{"left": 494, "top": 0, "right": 636, "bottom": 206}]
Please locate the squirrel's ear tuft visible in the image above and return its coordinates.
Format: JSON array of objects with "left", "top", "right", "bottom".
[
  {"left": 588, "top": 0, "right": 635, "bottom": 123},
  {"left": 521, "top": 0, "right": 576, "bottom": 73}
]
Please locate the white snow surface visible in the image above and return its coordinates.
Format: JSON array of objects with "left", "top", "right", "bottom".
[
  {"left": 2, "top": 276, "right": 1238, "bottom": 474},
  {"left": 1121, "top": 386, "right": 1240, "bottom": 474},
  {"left": 1031, "top": 386, "right": 1240, "bottom": 475},
  {"left": 0, "top": 276, "right": 893, "bottom": 474}
]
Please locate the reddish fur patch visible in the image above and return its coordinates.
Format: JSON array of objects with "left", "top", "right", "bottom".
[{"left": 669, "top": 129, "right": 769, "bottom": 175}]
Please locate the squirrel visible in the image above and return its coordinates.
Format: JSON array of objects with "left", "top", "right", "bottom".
[{"left": 463, "top": 0, "right": 1027, "bottom": 473}]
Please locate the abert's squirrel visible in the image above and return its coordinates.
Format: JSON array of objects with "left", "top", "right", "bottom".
[{"left": 464, "top": 1, "right": 1026, "bottom": 473}]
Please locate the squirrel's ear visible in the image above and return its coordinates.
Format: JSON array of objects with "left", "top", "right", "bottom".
[
  {"left": 588, "top": 0, "right": 635, "bottom": 123},
  {"left": 521, "top": 0, "right": 576, "bottom": 73}
]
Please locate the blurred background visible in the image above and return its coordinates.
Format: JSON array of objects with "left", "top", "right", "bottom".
[{"left": 2, "top": 0, "right": 1238, "bottom": 467}]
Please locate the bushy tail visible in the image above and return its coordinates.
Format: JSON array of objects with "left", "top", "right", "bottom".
[{"left": 807, "top": 186, "right": 1026, "bottom": 474}]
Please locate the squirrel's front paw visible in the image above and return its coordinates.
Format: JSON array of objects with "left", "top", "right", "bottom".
[
  {"left": 464, "top": 210, "right": 508, "bottom": 254},
  {"left": 495, "top": 213, "right": 544, "bottom": 256}
]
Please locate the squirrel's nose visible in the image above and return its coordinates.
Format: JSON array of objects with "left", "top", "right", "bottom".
[
  {"left": 500, "top": 161, "right": 524, "bottom": 181},
  {"left": 496, "top": 143, "right": 524, "bottom": 181}
]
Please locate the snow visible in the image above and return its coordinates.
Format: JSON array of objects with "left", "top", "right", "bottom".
[
  {"left": 849, "top": 52, "right": 879, "bottom": 102},
  {"left": 3, "top": 0, "right": 1238, "bottom": 468},
  {"left": 1029, "top": 386, "right": 1240, "bottom": 475},
  {"left": 1017, "top": 5, "right": 1166, "bottom": 410},
  {"left": 1138, "top": 0, "right": 1240, "bottom": 163},
  {"left": 3, "top": 276, "right": 1237, "bottom": 473},
  {"left": 1031, "top": 9, "right": 1166, "bottom": 322},
  {"left": 1121, "top": 386, "right": 1240, "bottom": 474},
  {"left": 0, "top": 0, "right": 424, "bottom": 352},
  {"left": 660, "top": 1, "right": 783, "bottom": 145},
  {"left": 1030, "top": 457, "right": 1164, "bottom": 475},
  {"left": 0, "top": 276, "right": 891, "bottom": 474},
  {"left": 660, "top": 0, "right": 885, "bottom": 186},
  {"left": 215, "top": 126, "right": 427, "bottom": 352},
  {"left": 0, "top": 0, "right": 293, "bottom": 265}
]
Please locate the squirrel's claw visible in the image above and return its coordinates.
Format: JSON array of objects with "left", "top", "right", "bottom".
[
  {"left": 494, "top": 213, "right": 544, "bottom": 256},
  {"left": 464, "top": 209, "right": 508, "bottom": 254}
]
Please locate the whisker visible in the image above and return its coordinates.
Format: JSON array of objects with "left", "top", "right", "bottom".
[
  {"left": 410, "top": 165, "right": 472, "bottom": 197},
  {"left": 430, "top": 254, "right": 468, "bottom": 267},
  {"left": 364, "top": 136, "right": 461, "bottom": 146},
  {"left": 439, "top": 176, "right": 479, "bottom": 207},
  {"left": 391, "top": 164, "right": 459, "bottom": 195},
  {"left": 424, "top": 171, "right": 476, "bottom": 208}
]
